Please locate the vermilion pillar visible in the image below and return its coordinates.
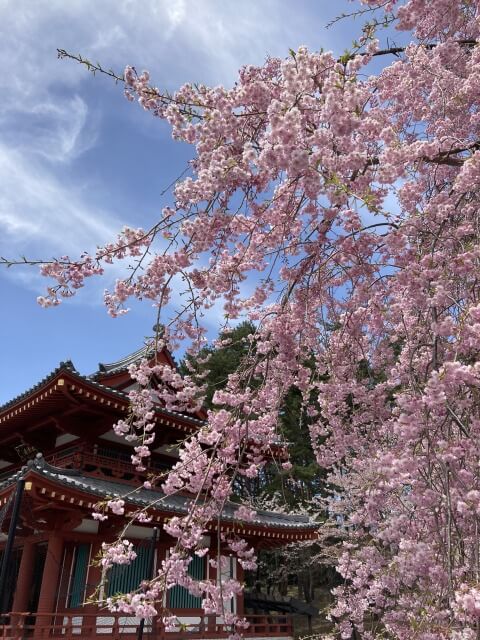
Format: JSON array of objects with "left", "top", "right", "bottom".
[
  {"left": 206, "top": 550, "right": 217, "bottom": 634},
  {"left": 236, "top": 563, "right": 244, "bottom": 615},
  {"left": 34, "top": 534, "right": 64, "bottom": 638},
  {"left": 11, "top": 541, "right": 36, "bottom": 612}
]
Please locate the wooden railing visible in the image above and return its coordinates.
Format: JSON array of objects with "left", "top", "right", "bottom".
[
  {"left": 46, "top": 450, "right": 138, "bottom": 473},
  {"left": 0, "top": 447, "right": 170, "bottom": 484},
  {"left": 44, "top": 449, "right": 168, "bottom": 483},
  {"left": 0, "top": 612, "right": 293, "bottom": 639}
]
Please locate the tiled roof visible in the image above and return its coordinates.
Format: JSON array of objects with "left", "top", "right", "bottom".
[
  {"left": 95, "top": 345, "right": 155, "bottom": 376},
  {"left": 72, "top": 369, "right": 204, "bottom": 426},
  {"left": 0, "top": 358, "right": 204, "bottom": 428},
  {"left": 93, "top": 343, "right": 180, "bottom": 378},
  {"left": 0, "top": 361, "right": 77, "bottom": 412},
  {"left": 2, "top": 456, "right": 316, "bottom": 531},
  {"left": 0, "top": 361, "right": 131, "bottom": 418}
]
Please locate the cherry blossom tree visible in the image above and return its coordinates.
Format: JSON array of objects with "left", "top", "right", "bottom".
[{"left": 4, "top": 0, "right": 480, "bottom": 637}]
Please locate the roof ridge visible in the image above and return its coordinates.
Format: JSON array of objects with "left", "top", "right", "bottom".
[
  {"left": 0, "top": 360, "right": 78, "bottom": 413},
  {"left": 94, "top": 344, "right": 155, "bottom": 377}
]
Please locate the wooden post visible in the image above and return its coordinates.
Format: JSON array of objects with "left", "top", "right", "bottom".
[
  {"left": 206, "top": 550, "right": 217, "bottom": 634},
  {"left": 11, "top": 540, "right": 36, "bottom": 612},
  {"left": 33, "top": 534, "right": 64, "bottom": 639},
  {"left": 0, "top": 479, "right": 25, "bottom": 615},
  {"left": 137, "top": 527, "right": 158, "bottom": 640},
  {"left": 236, "top": 562, "right": 244, "bottom": 616}
]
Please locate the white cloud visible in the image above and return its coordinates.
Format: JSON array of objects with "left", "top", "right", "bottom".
[
  {"left": 0, "top": 142, "right": 129, "bottom": 303},
  {"left": 0, "top": 0, "right": 344, "bottom": 299},
  {"left": 105, "top": 0, "right": 329, "bottom": 85},
  {"left": 1, "top": 0, "right": 339, "bottom": 90},
  {"left": 1, "top": 95, "right": 97, "bottom": 164},
  {"left": 0, "top": 145, "right": 120, "bottom": 255}
]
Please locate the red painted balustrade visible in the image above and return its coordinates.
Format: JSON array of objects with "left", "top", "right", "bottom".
[{"left": 0, "top": 612, "right": 293, "bottom": 639}]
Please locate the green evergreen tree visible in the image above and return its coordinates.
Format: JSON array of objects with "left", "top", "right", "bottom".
[
  {"left": 180, "top": 322, "right": 324, "bottom": 509},
  {"left": 182, "top": 324, "right": 340, "bottom": 607},
  {"left": 180, "top": 321, "right": 256, "bottom": 409}
]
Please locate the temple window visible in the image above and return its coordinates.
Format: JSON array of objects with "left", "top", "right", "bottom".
[
  {"left": 169, "top": 554, "right": 206, "bottom": 609},
  {"left": 67, "top": 543, "right": 91, "bottom": 608},
  {"left": 106, "top": 544, "right": 153, "bottom": 597}
]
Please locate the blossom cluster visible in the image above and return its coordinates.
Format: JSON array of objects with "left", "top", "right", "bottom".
[
  {"left": 101, "top": 540, "right": 136, "bottom": 569},
  {"left": 32, "top": 0, "right": 480, "bottom": 636}
]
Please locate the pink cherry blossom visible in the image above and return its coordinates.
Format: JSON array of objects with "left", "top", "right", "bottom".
[{"left": 19, "top": 0, "right": 480, "bottom": 635}]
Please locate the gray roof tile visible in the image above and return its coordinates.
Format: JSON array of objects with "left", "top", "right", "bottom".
[
  {"left": 0, "top": 358, "right": 204, "bottom": 428},
  {"left": 95, "top": 346, "right": 155, "bottom": 376},
  {"left": 0, "top": 361, "right": 77, "bottom": 412},
  {"left": 1, "top": 456, "right": 316, "bottom": 531}
]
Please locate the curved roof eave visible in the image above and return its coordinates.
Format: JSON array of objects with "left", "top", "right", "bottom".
[{"left": 0, "top": 457, "right": 318, "bottom": 538}]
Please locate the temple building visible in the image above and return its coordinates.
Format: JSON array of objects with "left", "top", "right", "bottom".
[{"left": 0, "top": 346, "right": 316, "bottom": 639}]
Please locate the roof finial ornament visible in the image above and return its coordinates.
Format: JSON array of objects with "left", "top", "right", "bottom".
[
  {"left": 152, "top": 323, "right": 165, "bottom": 337},
  {"left": 26, "top": 452, "right": 45, "bottom": 469}
]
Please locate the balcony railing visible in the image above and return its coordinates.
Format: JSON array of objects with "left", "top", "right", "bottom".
[
  {"left": 0, "top": 611, "right": 293, "bottom": 639},
  {"left": 0, "top": 444, "right": 172, "bottom": 485},
  {"left": 44, "top": 449, "right": 168, "bottom": 485}
]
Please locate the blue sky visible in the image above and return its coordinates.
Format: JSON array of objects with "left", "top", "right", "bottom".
[{"left": 0, "top": 0, "right": 401, "bottom": 404}]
